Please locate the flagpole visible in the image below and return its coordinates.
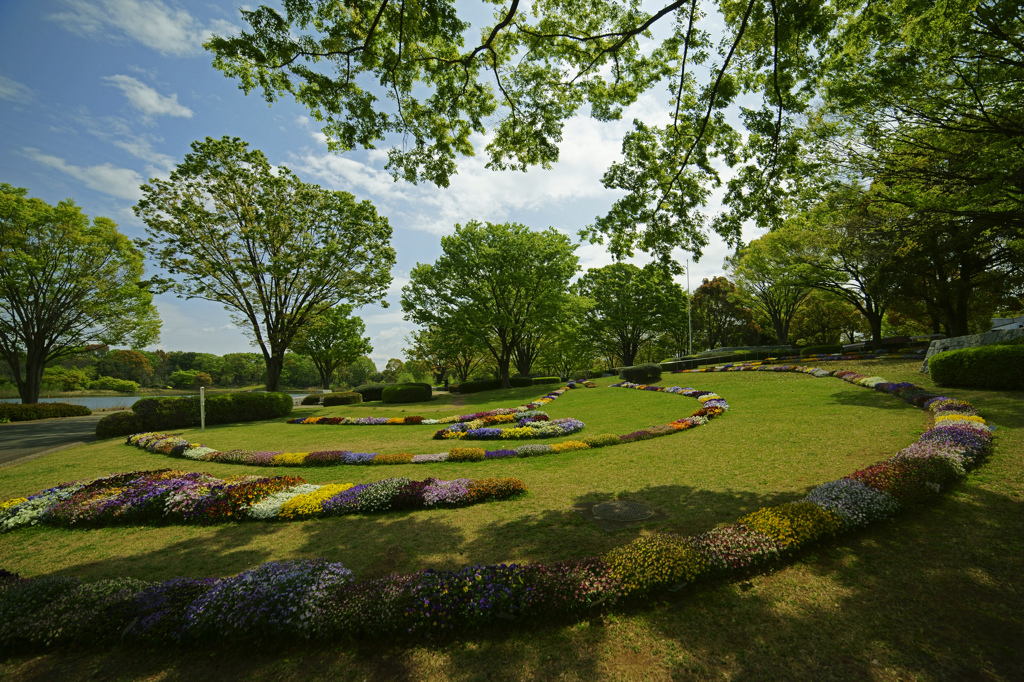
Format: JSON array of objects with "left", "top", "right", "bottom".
[{"left": 686, "top": 258, "right": 692, "bottom": 356}]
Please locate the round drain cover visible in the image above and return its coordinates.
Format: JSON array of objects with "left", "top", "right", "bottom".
[{"left": 592, "top": 500, "right": 655, "bottom": 522}]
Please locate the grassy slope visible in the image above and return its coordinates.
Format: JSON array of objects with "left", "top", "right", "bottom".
[{"left": 1, "top": 359, "right": 1021, "bottom": 680}]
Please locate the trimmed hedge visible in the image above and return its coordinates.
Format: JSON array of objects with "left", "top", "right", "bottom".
[
  {"left": 929, "top": 344, "right": 1024, "bottom": 390},
  {"left": 352, "top": 383, "right": 387, "bottom": 402},
  {"left": 453, "top": 378, "right": 502, "bottom": 393},
  {"left": 95, "top": 411, "right": 144, "bottom": 439},
  {"left": 533, "top": 376, "right": 560, "bottom": 385},
  {"left": 382, "top": 383, "right": 432, "bottom": 404},
  {"left": 88, "top": 377, "right": 139, "bottom": 393},
  {"left": 300, "top": 394, "right": 323, "bottom": 405},
  {"left": 95, "top": 392, "right": 293, "bottom": 438},
  {"left": 0, "top": 402, "right": 92, "bottom": 422},
  {"left": 800, "top": 344, "right": 843, "bottom": 357},
  {"left": 619, "top": 363, "right": 662, "bottom": 383},
  {"left": 322, "top": 392, "right": 363, "bottom": 407},
  {"left": 509, "top": 377, "right": 534, "bottom": 388}
]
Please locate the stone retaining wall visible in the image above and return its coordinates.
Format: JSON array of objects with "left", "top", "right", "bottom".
[{"left": 920, "top": 327, "right": 1024, "bottom": 372}]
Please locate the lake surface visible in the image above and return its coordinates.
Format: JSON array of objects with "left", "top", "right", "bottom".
[{"left": 0, "top": 393, "right": 311, "bottom": 410}]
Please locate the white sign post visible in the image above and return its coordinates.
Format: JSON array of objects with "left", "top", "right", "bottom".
[{"left": 200, "top": 386, "right": 205, "bottom": 431}]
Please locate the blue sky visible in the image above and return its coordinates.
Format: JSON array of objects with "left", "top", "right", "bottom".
[{"left": 0, "top": 0, "right": 757, "bottom": 370}]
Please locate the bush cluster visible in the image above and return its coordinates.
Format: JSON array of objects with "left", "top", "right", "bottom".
[
  {"left": 619, "top": 363, "right": 663, "bottom": 383},
  {"left": 533, "top": 376, "right": 561, "bottom": 385},
  {"left": 94, "top": 392, "right": 293, "bottom": 438},
  {"left": 322, "top": 392, "right": 363, "bottom": 406},
  {"left": 800, "top": 344, "right": 844, "bottom": 357},
  {"left": 87, "top": 376, "right": 139, "bottom": 393},
  {"left": 300, "top": 394, "right": 323, "bottom": 405},
  {"left": 509, "top": 376, "right": 534, "bottom": 388},
  {"left": 352, "top": 383, "right": 387, "bottom": 401},
  {"left": 0, "top": 402, "right": 91, "bottom": 422},
  {"left": 382, "top": 383, "right": 432, "bottom": 403},
  {"left": 452, "top": 378, "right": 502, "bottom": 393},
  {"left": 929, "top": 343, "right": 1024, "bottom": 390}
]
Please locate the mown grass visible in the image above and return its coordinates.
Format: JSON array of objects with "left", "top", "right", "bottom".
[{"left": 1, "top": 359, "right": 1021, "bottom": 681}]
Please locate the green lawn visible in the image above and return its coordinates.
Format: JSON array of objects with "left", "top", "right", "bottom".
[{"left": 1, "top": 359, "right": 1021, "bottom": 680}]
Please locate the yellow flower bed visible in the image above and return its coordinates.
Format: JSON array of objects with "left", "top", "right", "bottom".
[
  {"left": 551, "top": 441, "right": 590, "bottom": 453},
  {"left": 371, "top": 452, "right": 415, "bottom": 465},
  {"left": 270, "top": 452, "right": 309, "bottom": 466},
  {"left": 604, "top": 533, "right": 711, "bottom": 596},
  {"left": 448, "top": 447, "right": 486, "bottom": 462},
  {"left": 279, "top": 484, "right": 354, "bottom": 518},
  {"left": 0, "top": 497, "right": 27, "bottom": 511},
  {"left": 738, "top": 502, "right": 843, "bottom": 551},
  {"left": 934, "top": 414, "right": 986, "bottom": 424}
]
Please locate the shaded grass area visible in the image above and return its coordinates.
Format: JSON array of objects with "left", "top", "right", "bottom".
[{"left": 1, "top": 360, "right": 1021, "bottom": 680}]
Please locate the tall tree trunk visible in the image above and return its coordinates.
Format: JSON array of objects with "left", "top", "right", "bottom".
[
  {"left": 497, "top": 355, "right": 511, "bottom": 389},
  {"left": 19, "top": 355, "right": 44, "bottom": 404},
  {"left": 264, "top": 352, "right": 284, "bottom": 392}
]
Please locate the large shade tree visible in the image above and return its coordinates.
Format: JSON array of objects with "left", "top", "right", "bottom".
[
  {"left": 727, "top": 230, "right": 809, "bottom": 345},
  {"left": 573, "top": 263, "right": 685, "bottom": 367},
  {"left": 135, "top": 136, "right": 395, "bottom": 392},
  {"left": 690, "top": 276, "right": 757, "bottom": 350},
  {"left": 401, "top": 221, "right": 578, "bottom": 388},
  {"left": 290, "top": 305, "right": 372, "bottom": 389},
  {"left": 0, "top": 184, "right": 160, "bottom": 403},
  {"left": 205, "top": 0, "right": 841, "bottom": 266}
]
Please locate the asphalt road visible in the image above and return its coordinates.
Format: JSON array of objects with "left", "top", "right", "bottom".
[{"left": 0, "top": 413, "right": 111, "bottom": 467}]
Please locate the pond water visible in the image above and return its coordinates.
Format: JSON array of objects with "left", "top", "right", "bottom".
[{"left": 0, "top": 393, "right": 311, "bottom": 410}]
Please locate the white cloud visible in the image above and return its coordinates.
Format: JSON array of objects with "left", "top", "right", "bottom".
[
  {"left": 103, "top": 75, "right": 193, "bottom": 118},
  {"left": 49, "top": 0, "right": 236, "bottom": 57},
  {"left": 0, "top": 74, "right": 33, "bottom": 103},
  {"left": 22, "top": 148, "right": 144, "bottom": 201}
]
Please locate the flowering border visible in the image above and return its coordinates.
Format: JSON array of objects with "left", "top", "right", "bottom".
[
  {"left": 118, "top": 385, "right": 726, "bottom": 467},
  {"left": 0, "top": 367, "right": 994, "bottom": 648},
  {"left": 0, "top": 470, "right": 527, "bottom": 532}
]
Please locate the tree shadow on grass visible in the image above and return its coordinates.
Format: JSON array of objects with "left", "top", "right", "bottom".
[
  {"left": 825, "top": 388, "right": 925, "bottom": 411},
  {"left": 635, "top": 482, "right": 1024, "bottom": 681}
]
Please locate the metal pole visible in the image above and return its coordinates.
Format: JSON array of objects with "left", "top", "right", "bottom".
[
  {"left": 200, "top": 386, "right": 205, "bottom": 431},
  {"left": 686, "top": 258, "right": 692, "bottom": 356}
]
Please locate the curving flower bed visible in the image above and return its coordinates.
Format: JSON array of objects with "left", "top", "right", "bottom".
[
  {"left": 0, "top": 368, "right": 994, "bottom": 649},
  {"left": 121, "top": 385, "right": 727, "bottom": 467},
  {"left": 0, "top": 470, "right": 527, "bottom": 532},
  {"left": 288, "top": 384, "right": 593, "bottom": 426},
  {"left": 432, "top": 416, "right": 585, "bottom": 440}
]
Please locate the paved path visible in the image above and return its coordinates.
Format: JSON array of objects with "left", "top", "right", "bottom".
[{"left": 0, "top": 413, "right": 114, "bottom": 467}]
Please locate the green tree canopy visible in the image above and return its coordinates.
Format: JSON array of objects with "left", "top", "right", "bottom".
[
  {"left": 573, "top": 263, "right": 684, "bottom": 367},
  {"left": 404, "top": 325, "right": 488, "bottom": 384},
  {"left": 0, "top": 184, "right": 160, "bottom": 403},
  {"left": 135, "top": 136, "right": 395, "bottom": 392},
  {"left": 727, "top": 230, "right": 809, "bottom": 345},
  {"left": 290, "top": 305, "right": 372, "bottom": 389},
  {"left": 96, "top": 349, "right": 155, "bottom": 386},
  {"left": 401, "top": 221, "right": 578, "bottom": 388},
  {"left": 691, "top": 276, "right": 757, "bottom": 350}
]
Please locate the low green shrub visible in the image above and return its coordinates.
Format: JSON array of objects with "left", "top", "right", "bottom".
[
  {"left": 453, "top": 378, "right": 502, "bottom": 393},
  {"left": 322, "top": 392, "right": 363, "bottom": 406},
  {"left": 95, "top": 411, "right": 144, "bottom": 439},
  {"left": 800, "top": 344, "right": 843, "bottom": 357},
  {"left": 382, "top": 383, "right": 432, "bottom": 403},
  {"left": 532, "top": 376, "right": 561, "bottom": 385},
  {"left": 95, "top": 392, "right": 293, "bottom": 438},
  {"left": 619, "top": 363, "right": 662, "bottom": 383},
  {"left": 88, "top": 376, "right": 139, "bottom": 393},
  {"left": 0, "top": 402, "right": 92, "bottom": 422},
  {"left": 352, "top": 383, "right": 387, "bottom": 402},
  {"left": 300, "top": 394, "right": 322, "bottom": 405},
  {"left": 509, "top": 377, "right": 534, "bottom": 388},
  {"left": 929, "top": 344, "right": 1024, "bottom": 390}
]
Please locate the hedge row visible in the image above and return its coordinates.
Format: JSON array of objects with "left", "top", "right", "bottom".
[
  {"left": 95, "top": 393, "right": 293, "bottom": 439},
  {"left": 323, "top": 392, "right": 363, "bottom": 406},
  {"left": 619, "top": 363, "right": 663, "bottom": 383},
  {"left": 799, "top": 344, "right": 844, "bottom": 357},
  {"left": 351, "top": 383, "right": 387, "bottom": 402},
  {"left": 382, "top": 383, "right": 432, "bottom": 403},
  {"left": 0, "top": 402, "right": 92, "bottom": 422},
  {"left": 929, "top": 343, "right": 1024, "bottom": 390}
]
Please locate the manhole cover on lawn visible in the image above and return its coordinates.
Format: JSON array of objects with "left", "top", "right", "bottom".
[{"left": 592, "top": 500, "right": 655, "bottom": 522}]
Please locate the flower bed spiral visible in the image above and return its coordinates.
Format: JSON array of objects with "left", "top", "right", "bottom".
[{"left": 0, "top": 367, "right": 994, "bottom": 650}]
